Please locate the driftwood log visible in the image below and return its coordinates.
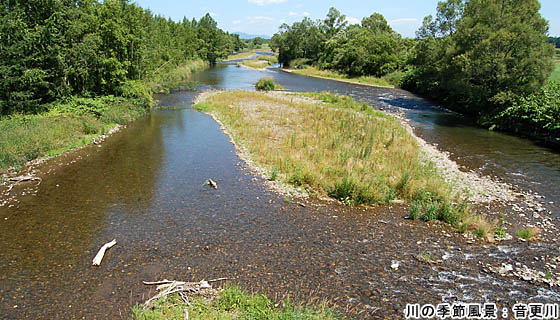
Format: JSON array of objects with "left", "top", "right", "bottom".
[
  {"left": 206, "top": 179, "right": 218, "bottom": 189},
  {"left": 4, "top": 175, "right": 42, "bottom": 194},
  {"left": 92, "top": 239, "right": 117, "bottom": 266}
]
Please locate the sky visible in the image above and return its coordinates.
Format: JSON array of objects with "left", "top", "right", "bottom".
[{"left": 133, "top": 0, "right": 560, "bottom": 38}]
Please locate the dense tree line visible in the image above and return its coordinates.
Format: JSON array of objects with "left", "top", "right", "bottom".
[
  {"left": 270, "top": 8, "right": 411, "bottom": 78},
  {"left": 271, "top": 1, "right": 556, "bottom": 141},
  {"left": 0, "top": 0, "right": 243, "bottom": 115}
]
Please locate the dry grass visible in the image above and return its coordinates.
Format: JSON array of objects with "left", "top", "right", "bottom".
[
  {"left": 289, "top": 67, "right": 394, "bottom": 88},
  {"left": 195, "top": 91, "right": 459, "bottom": 207},
  {"left": 239, "top": 56, "right": 278, "bottom": 70},
  {"left": 224, "top": 50, "right": 259, "bottom": 61}
]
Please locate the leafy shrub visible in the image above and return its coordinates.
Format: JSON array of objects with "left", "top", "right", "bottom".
[
  {"left": 487, "top": 81, "right": 560, "bottom": 141},
  {"left": 255, "top": 77, "right": 278, "bottom": 91},
  {"left": 382, "top": 71, "right": 405, "bottom": 87},
  {"left": 119, "top": 80, "right": 153, "bottom": 107}
]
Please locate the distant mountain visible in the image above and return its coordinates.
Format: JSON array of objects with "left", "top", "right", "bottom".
[{"left": 233, "top": 32, "right": 271, "bottom": 40}]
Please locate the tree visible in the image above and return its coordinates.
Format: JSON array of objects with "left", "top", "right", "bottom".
[{"left": 404, "top": 0, "right": 554, "bottom": 115}]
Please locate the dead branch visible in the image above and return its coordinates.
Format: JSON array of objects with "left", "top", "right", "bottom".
[
  {"left": 92, "top": 239, "right": 117, "bottom": 266},
  {"left": 7, "top": 176, "right": 41, "bottom": 182},
  {"left": 142, "top": 279, "right": 220, "bottom": 311}
]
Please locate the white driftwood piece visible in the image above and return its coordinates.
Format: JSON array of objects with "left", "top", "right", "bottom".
[
  {"left": 207, "top": 179, "right": 218, "bottom": 189},
  {"left": 92, "top": 239, "right": 117, "bottom": 266}
]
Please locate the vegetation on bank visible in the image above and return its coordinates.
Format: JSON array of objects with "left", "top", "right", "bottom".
[
  {"left": 0, "top": 96, "right": 147, "bottom": 172},
  {"left": 270, "top": 2, "right": 558, "bottom": 144},
  {"left": 0, "top": 58, "right": 211, "bottom": 173},
  {"left": 255, "top": 78, "right": 283, "bottom": 91},
  {"left": 288, "top": 65, "right": 397, "bottom": 88},
  {"left": 195, "top": 90, "right": 489, "bottom": 232},
  {"left": 132, "top": 286, "right": 340, "bottom": 320},
  {"left": 485, "top": 81, "right": 560, "bottom": 142},
  {"left": 224, "top": 46, "right": 274, "bottom": 62},
  {"left": 148, "top": 59, "right": 208, "bottom": 94}
]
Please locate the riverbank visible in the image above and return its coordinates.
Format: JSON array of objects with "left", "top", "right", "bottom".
[
  {"left": 0, "top": 97, "right": 148, "bottom": 174},
  {"left": 0, "top": 60, "right": 209, "bottom": 175},
  {"left": 282, "top": 67, "right": 396, "bottom": 88}
]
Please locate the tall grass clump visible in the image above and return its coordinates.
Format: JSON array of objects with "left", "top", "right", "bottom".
[
  {"left": 194, "top": 90, "right": 475, "bottom": 227},
  {"left": 132, "top": 285, "right": 340, "bottom": 320},
  {"left": 255, "top": 77, "right": 282, "bottom": 91}
]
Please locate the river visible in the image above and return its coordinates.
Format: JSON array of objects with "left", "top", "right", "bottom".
[{"left": 0, "top": 63, "right": 558, "bottom": 319}]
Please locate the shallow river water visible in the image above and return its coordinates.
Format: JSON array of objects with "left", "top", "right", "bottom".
[{"left": 0, "top": 64, "right": 559, "bottom": 319}]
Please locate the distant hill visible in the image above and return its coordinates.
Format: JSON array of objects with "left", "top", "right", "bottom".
[{"left": 233, "top": 32, "right": 271, "bottom": 40}]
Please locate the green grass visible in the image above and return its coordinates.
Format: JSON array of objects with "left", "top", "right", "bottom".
[
  {"left": 288, "top": 66, "right": 395, "bottom": 88},
  {"left": 0, "top": 96, "right": 148, "bottom": 172},
  {"left": 132, "top": 286, "right": 340, "bottom": 320},
  {"left": 194, "top": 90, "right": 482, "bottom": 229},
  {"left": 516, "top": 227, "right": 540, "bottom": 241}
]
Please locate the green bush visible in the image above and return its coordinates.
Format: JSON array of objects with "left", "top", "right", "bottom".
[
  {"left": 119, "top": 80, "right": 153, "bottom": 107},
  {"left": 487, "top": 81, "right": 560, "bottom": 141},
  {"left": 255, "top": 77, "right": 278, "bottom": 91}
]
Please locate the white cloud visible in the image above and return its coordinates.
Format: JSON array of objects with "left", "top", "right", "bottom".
[
  {"left": 279, "top": 19, "right": 286, "bottom": 23},
  {"left": 345, "top": 16, "right": 360, "bottom": 25},
  {"left": 246, "top": 15, "right": 275, "bottom": 24},
  {"left": 389, "top": 18, "right": 420, "bottom": 25},
  {"left": 233, "top": 20, "right": 242, "bottom": 25},
  {"left": 209, "top": 12, "right": 219, "bottom": 17},
  {"left": 303, "top": 12, "right": 309, "bottom": 17},
  {"left": 248, "top": 0, "right": 287, "bottom": 6},
  {"left": 289, "top": 11, "right": 298, "bottom": 17},
  {"left": 295, "top": 3, "right": 303, "bottom": 8}
]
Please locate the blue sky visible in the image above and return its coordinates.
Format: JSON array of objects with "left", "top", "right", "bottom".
[{"left": 133, "top": 0, "right": 560, "bottom": 38}]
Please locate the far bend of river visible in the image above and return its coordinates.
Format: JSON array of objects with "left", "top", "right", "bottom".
[{"left": 0, "top": 63, "right": 559, "bottom": 319}]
